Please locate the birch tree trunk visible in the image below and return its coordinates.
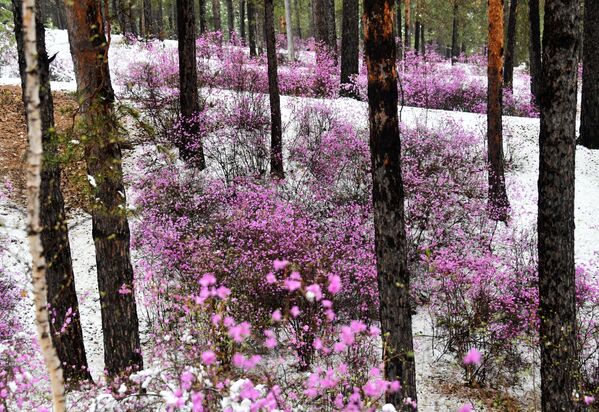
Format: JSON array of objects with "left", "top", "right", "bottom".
[
  {"left": 22, "top": 0, "right": 67, "bottom": 409},
  {"left": 284, "top": 0, "right": 294, "bottom": 59}
]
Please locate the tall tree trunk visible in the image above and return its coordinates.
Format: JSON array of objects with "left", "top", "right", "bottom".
[
  {"left": 157, "top": 0, "right": 164, "bottom": 35},
  {"left": 538, "top": 0, "right": 580, "bottom": 409},
  {"left": 212, "top": 0, "right": 221, "bottom": 31},
  {"left": 294, "top": 0, "right": 302, "bottom": 38},
  {"left": 265, "top": 0, "right": 284, "bottom": 178},
  {"left": 21, "top": 0, "right": 67, "bottom": 409},
  {"left": 414, "top": 20, "right": 420, "bottom": 54},
  {"left": 63, "top": 0, "right": 144, "bottom": 377},
  {"left": 226, "top": 0, "right": 234, "bottom": 38},
  {"left": 198, "top": 0, "right": 207, "bottom": 33},
  {"left": 503, "top": 0, "right": 518, "bottom": 90},
  {"left": 248, "top": 0, "right": 257, "bottom": 55},
  {"left": 326, "top": 0, "right": 337, "bottom": 57},
  {"left": 309, "top": 0, "right": 314, "bottom": 37},
  {"left": 284, "top": 0, "right": 295, "bottom": 58},
  {"left": 177, "top": 0, "right": 206, "bottom": 167},
  {"left": 140, "top": 0, "right": 146, "bottom": 36},
  {"left": 579, "top": 0, "right": 599, "bottom": 149},
  {"left": 364, "top": 0, "right": 417, "bottom": 408},
  {"left": 239, "top": 0, "right": 246, "bottom": 39},
  {"left": 313, "top": 0, "right": 335, "bottom": 54},
  {"left": 340, "top": 0, "right": 358, "bottom": 96},
  {"left": 143, "top": 0, "right": 153, "bottom": 36},
  {"left": 13, "top": 0, "right": 91, "bottom": 385},
  {"left": 53, "top": 0, "right": 67, "bottom": 28},
  {"left": 451, "top": 0, "right": 459, "bottom": 63},
  {"left": 487, "top": 0, "right": 509, "bottom": 221},
  {"left": 420, "top": 23, "right": 424, "bottom": 54},
  {"left": 404, "top": 0, "right": 410, "bottom": 50},
  {"left": 528, "top": 0, "right": 541, "bottom": 100},
  {"left": 396, "top": 0, "right": 402, "bottom": 59}
]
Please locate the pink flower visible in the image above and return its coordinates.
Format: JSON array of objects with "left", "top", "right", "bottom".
[
  {"left": 229, "top": 321, "right": 251, "bottom": 342},
  {"left": 273, "top": 259, "right": 289, "bottom": 271},
  {"left": 201, "top": 350, "right": 217, "bottom": 365},
  {"left": 458, "top": 403, "right": 473, "bottom": 412},
  {"left": 585, "top": 395, "right": 595, "bottom": 405},
  {"left": 199, "top": 273, "right": 216, "bottom": 287},
  {"left": 328, "top": 275, "right": 342, "bottom": 294},
  {"left": 271, "top": 309, "right": 282, "bottom": 321},
  {"left": 290, "top": 306, "right": 301, "bottom": 317},
  {"left": 284, "top": 278, "right": 302, "bottom": 292},
  {"left": 463, "top": 348, "right": 482, "bottom": 365},
  {"left": 118, "top": 283, "right": 132, "bottom": 295},
  {"left": 266, "top": 272, "right": 277, "bottom": 284}
]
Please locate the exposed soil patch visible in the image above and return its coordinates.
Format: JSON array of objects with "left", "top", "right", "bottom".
[{"left": 0, "top": 85, "right": 87, "bottom": 211}]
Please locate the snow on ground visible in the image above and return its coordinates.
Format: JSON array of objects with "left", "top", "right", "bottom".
[{"left": 1, "top": 28, "right": 598, "bottom": 410}]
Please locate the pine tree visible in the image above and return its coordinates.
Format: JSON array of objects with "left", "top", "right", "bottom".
[
  {"left": 579, "top": 0, "right": 599, "bottom": 149},
  {"left": 340, "top": 0, "right": 358, "bottom": 97}
]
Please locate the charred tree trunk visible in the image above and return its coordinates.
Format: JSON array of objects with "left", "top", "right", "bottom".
[
  {"left": 364, "top": 0, "right": 417, "bottom": 409},
  {"left": 340, "top": 0, "right": 358, "bottom": 96},
  {"left": 226, "top": 0, "right": 234, "bottom": 38},
  {"left": 212, "top": 0, "right": 222, "bottom": 31},
  {"left": 451, "top": 0, "right": 459, "bottom": 63},
  {"left": 487, "top": 0, "right": 509, "bottom": 221},
  {"left": 248, "top": 0, "right": 257, "bottom": 55},
  {"left": 579, "top": 0, "right": 599, "bottom": 149},
  {"left": 239, "top": 0, "right": 246, "bottom": 39},
  {"left": 177, "top": 0, "right": 206, "bottom": 167},
  {"left": 13, "top": 0, "right": 91, "bottom": 385},
  {"left": 538, "top": 0, "right": 581, "bottom": 410},
  {"left": 404, "top": 0, "right": 410, "bottom": 50},
  {"left": 503, "top": 0, "right": 518, "bottom": 90},
  {"left": 528, "top": 0, "right": 541, "bottom": 100},
  {"left": 63, "top": 0, "right": 144, "bottom": 377},
  {"left": 265, "top": 0, "right": 284, "bottom": 178}
]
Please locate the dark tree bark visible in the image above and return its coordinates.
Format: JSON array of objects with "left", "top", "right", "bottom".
[
  {"left": 212, "top": 0, "right": 222, "bottom": 31},
  {"left": 420, "top": 23, "right": 424, "bottom": 54},
  {"left": 414, "top": 20, "right": 420, "bottom": 54},
  {"left": 176, "top": 0, "right": 206, "bottom": 167},
  {"left": 451, "top": 0, "right": 459, "bottom": 63},
  {"left": 528, "top": 0, "right": 541, "bottom": 100},
  {"left": 156, "top": 0, "right": 164, "bottom": 35},
  {"left": 239, "top": 0, "right": 246, "bottom": 39},
  {"left": 404, "top": 0, "right": 410, "bottom": 50},
  {"left": 63, "top": 0, "right": 143, "bottom": 377},
  {"left": 538, "top": 0, "right": 581, "bottom": 407},
  {"left": 248, "top": 0, "right": 257, "bottom": 55},
  {"left": 309, "top": 0, "right": 314, "bottom": 37},
  {"left": 487, "top": 0, "right": 509, "bottom": 221},
  {"left": 503, "top": 0, "right": 518, "bottom": 90},
  {"left": 313, "top": 0, "right": 336, "bottom": 56},
  {"left": 364, "top": 0, "right": 417, "bottom": 409},
  {"left": 265, "top": 0, "right": 284, "bottom": 178},
  {"left": 52, "top": 0, "right": 67, "bottom": 29},
  {"left": 294, "top": 0, "right": 302, "bottom": 38},
  {"left": 326, "top": 0, "right": 337, "bottom": 57},
  {"left": 198, "top": 0, "right": 207, "bottom": 33},
  {"left": 226, "top": 0, "right": 235, "bottom": 38},
  {"left": 579, "top": 0, "right": 599, "bottom": 149},
  {"left": 13, "top": 0, "right": 91, "bottom": 385},
  {"left": 340, "top": 0, "right": 358, "bottom": 97},
  {"left": 143, "top": 0, "right": 154, "bottom": 36}
]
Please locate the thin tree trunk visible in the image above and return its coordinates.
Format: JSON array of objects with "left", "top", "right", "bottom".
[
  {"left": 143, "top": 0, "right": 153, "bottom": 36},
  {"left": 404, "top": 0, "right": 410, "bottom": 50},
  {"left": 528, "top": 0, "right": 541, "bottom": 100},
  {"left": 265, "top": 0, "right": 284, "bottom": 178},
  {"left": 212, "top": 0, "right": 221, "bottom": 31},
  {"left": 326, "top": 0, "right": 337, "bottom": 57},
  {"left": 487, "top": 0, "right": 509, "bottom": 221},
  {"left": 13, "top": 0, "right": 91, "bottom": 385},
  {"left": 420, "top": 23, "right": 424, "bottom": 54},
  {"left": 579, "top": 0, "right": 599, "bottom": 149},
  {"left": 248, "top": 0, "right": 257, "bottom": 55},
  {"left": 451, "top": 0, "right": 459, "bottom": 63},
  {"left": 226, "top": 0, "right": 234, "bottom": 38},
  {"left": 364, "top": 0, "right": 417, "bottom": 408},
  {"left": 340, "top": 0, "right": 358, "bottom": 96},
  {"left": 64, "top": 0, "right": 144, "bottom": 377},
  {"left": 284, "top": 0, "right": 294, "bottom": 59},
  {"left": 157, "top": 0, "right": 164, "bottom": 35},
  {"left": 177, "top": 0, "right": 206, "bottom": 167},
  {"left": 538, "top": 0, "right": 580, "bottom": 409},
  {"left": 309, "top": 0, "right": 314, "bottom": 38},
  {"left": 198, "top": 0, "right": 207, "bottom": 33},
  {"left": 503, "top": 0, "right": 518, "bottom": 90},
  {"left": 239, "top": 0, "right": 246, "bottom": 39},
  {"left": 396, "top": 0, "right": 402, "bottom": 59},
  {"left": 21, "top": 0, "right": 67, "bottom": 409},
  {"left": 414, "top": 20, "right": 420, "bottom": 54},
  {"left": 294, "top": 0, "right": 301, "bottom": 38}
]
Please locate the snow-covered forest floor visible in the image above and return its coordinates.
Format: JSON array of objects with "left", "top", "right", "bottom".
[{"left": 1, "top": 29, "right": 598, "bottom": 411}]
